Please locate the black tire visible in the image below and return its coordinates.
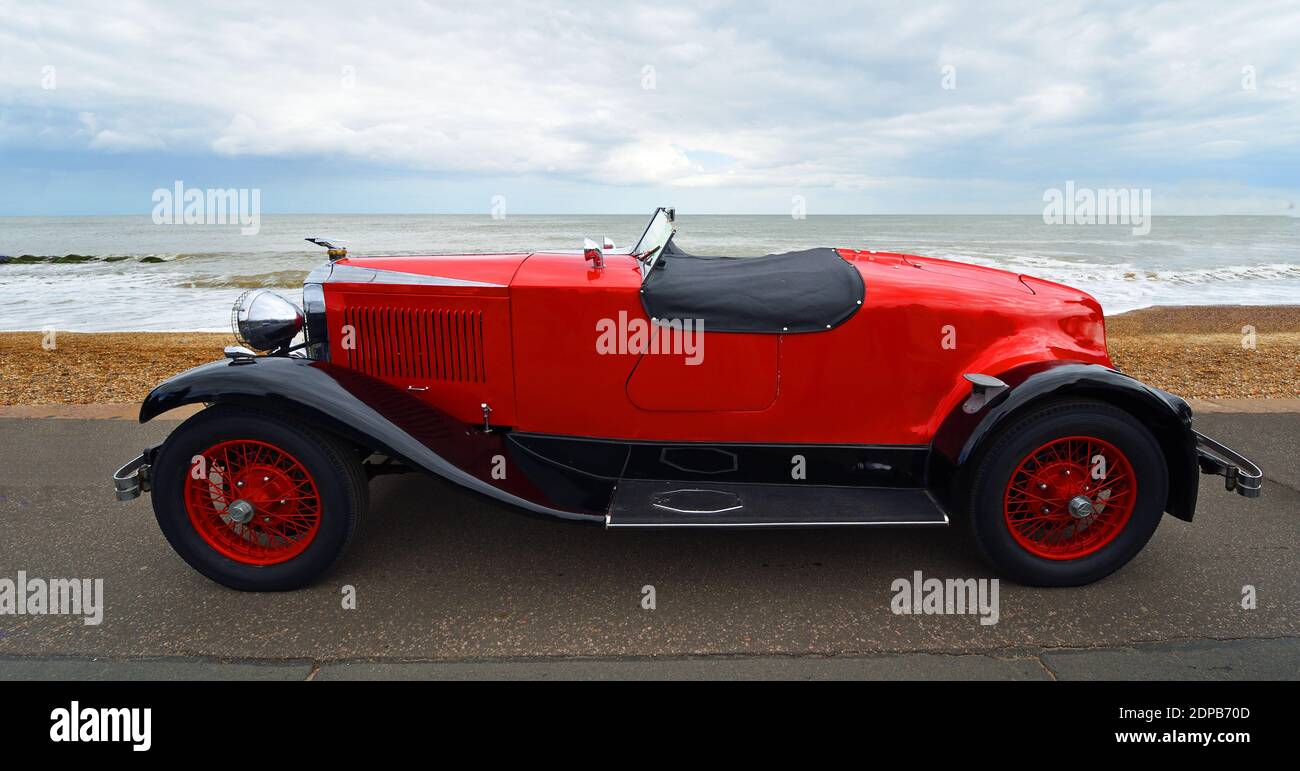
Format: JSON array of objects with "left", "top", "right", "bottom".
[
  {"left": 967, "top": 399, "right": 1167, "bottom": 586},
  {"left": 150, "top": 404, "right": 368, "bottom": 591}
]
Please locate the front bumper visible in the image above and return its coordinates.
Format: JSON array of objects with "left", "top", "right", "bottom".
[{"left": 1195, "top": 431, "right": 1262, "bottom": 498}]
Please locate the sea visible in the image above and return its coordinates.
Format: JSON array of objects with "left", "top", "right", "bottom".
[{"left": 1, "top": 214, "right": 1297, "bottom": 331}]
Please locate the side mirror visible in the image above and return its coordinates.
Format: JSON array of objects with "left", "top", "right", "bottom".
[
  {"left": 583, "top": 238, "right": 605, "bottom": 269},
  {"left": 603, "top": 237, "right": 616, "bottom": 251}
]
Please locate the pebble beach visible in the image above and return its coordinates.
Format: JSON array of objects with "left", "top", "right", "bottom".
[{"left": 1, "top": 305, "right": 1297, "bottom": 405}]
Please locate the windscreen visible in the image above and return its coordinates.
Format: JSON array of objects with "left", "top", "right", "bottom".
[{"left": 631, "top": 208, "right": 675, "bottom": 280}]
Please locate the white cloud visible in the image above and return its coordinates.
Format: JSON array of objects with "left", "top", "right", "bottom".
[{"left": 0, "top": 0, "right": 1297, "bottom": 211}]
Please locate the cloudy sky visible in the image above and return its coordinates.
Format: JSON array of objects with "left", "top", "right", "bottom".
[{"left": 2, "top": 0, "right": 1298, "bottom": 215}]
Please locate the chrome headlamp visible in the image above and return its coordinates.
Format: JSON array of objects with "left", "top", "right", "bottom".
[{"left": 231, "top": 289, "right": 304, "bottom": 352}]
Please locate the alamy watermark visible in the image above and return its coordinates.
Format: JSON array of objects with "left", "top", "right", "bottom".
[
  {"left": 941, "top": 64, "right": 957, "bottom": 90},
  {"left": 596, "top": 310, "right": 705, "bottom": 366},
  {"left": 0, "top": 571, "right": 104, "bottom": 625},
  {"left": 890, "top": 570, "right": 999, "bottom": 626},
  {"left": 151, "top": 180, "right": 261, "bottom": 235},
  {"left": 50, "top": 701, "right": 151, "bottom": 751},
  {"left": 1043, "top": 180, "right": 1151, "bottom": 236}
]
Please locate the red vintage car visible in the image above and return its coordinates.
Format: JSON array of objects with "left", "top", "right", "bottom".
[{"left": 114, "top": 208, "right": 1261, "bottom": 590}]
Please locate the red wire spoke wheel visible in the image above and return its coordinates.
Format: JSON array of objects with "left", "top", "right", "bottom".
[
  {"left": 1002, "top": 435, "right": 1136, "bottom": 560},
  {"left": 184, "top": 439, "right": 323, "bottom": 565},
  {"left": 152, "top": 406, "right": 367, "bottom": 590}
]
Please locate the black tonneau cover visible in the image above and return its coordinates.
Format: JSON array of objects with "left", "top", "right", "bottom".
[{"left": 640, "top": 240, "right": 865, "bottom": 334}]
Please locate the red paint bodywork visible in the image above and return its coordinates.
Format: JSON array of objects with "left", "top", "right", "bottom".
[{"left": 322, "top": 247, "right": 1109, "bottom": 446}]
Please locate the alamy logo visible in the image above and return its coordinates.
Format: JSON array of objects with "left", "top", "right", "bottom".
[
  {"left": 890, "top": 570, "right": 999, "bottom": 626},
  {"left": 0, "top": 571, "right": 103, "bottom": 625},
  {"left": 151, "top": 180, "right": 261, "bottom": 235},
  {"left": 1042, "top": 180, "right": 1152, "bottom": 236},
  {"left": 49, "top": 701, "right": 151, "bottom": 751},
  {"left": 595, "top": 310, "right": 705, "bottom": 366}
]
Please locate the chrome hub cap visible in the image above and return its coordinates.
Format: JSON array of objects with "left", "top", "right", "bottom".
[
  {"left": 227, "top": 498, "right": 256, "bottom": 524},
  {"left": 1067, "top": 495, "right": 1096, "bottom": 520}
]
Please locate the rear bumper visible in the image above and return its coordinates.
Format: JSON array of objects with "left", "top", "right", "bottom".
[
  {"left": 1195, "top": 431, "right": 1262, "bottom": 498},
  {"left": 112, "top": 444, "right": 159, "bottom": 501}
]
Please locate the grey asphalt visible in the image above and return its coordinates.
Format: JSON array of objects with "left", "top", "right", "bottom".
[{"left": 0, "top": 413, "right": 1296, "bottom": 680}]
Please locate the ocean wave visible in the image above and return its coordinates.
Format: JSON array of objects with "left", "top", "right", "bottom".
[
  {"left": 933, "top": 254, "right": 1300, "bottom": 286},
  {"left": 0, "top": 252, "right": 185, "bottom": 264},
  {"left": 0, "top": 253, "right": 102, "bottom": 264},
  {"left": 178, "top": 271, "right": 309, "bottom": 289},
  {"left": 0, "top": 251, "right": 276, "bottom": 265}
]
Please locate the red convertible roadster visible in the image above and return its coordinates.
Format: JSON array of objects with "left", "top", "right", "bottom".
[{"left": 114, "top": 208, "right": 1261, "bottom": 590}]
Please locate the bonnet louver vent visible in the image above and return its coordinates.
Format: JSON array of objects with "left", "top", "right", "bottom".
[{"left": 341, "top": 306, "right": 486, "bottom": 383}]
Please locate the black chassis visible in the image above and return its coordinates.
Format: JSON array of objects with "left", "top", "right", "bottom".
[{"left": 114, "top": 355, "right": 1262, "bottom": 524}]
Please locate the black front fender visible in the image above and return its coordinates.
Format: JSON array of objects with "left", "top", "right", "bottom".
[
  {"left": 928, "top": 361, "right": 1200, "bottom": 522},
  {"left": 141, "top": 357, "right": 605, "bottom": 522}
]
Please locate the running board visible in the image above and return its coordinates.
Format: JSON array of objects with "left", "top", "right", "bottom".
[{"left": 607, "top": 480, "right": 948, "bottom": 528}]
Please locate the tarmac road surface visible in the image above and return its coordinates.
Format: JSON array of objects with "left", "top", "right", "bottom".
[{"left": 0, "top": 412, "right": 1296, "bottom": 680}]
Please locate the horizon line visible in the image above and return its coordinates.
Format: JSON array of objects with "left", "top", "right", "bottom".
[{"left": 2, "top": 212, "right": 1296, "bottom": 219}]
